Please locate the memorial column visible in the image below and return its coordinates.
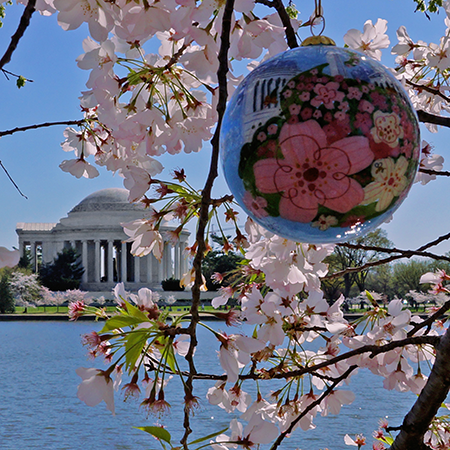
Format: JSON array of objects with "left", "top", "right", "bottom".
[
  {"left": 174, "top": 243, "right": 180, "bottom": 279},
  {"left": 94, "top": 239, "right": 101, "bottom": 283},
  {"left": 134, "top": 255, "right": 140, "bottom": 284},
  {"left": 82, "top": 240, "right": 88, "bottom": 283},
  {"left": 30, "top": 241, "right": 37, "bottom": 272},
  {"left": 107, "top": 240, "right": 114, "bottom": 282},
  {"left": 121, "top": 242, "right": 127, "bottom": 282}
]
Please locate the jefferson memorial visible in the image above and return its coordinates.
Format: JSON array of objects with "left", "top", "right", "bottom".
[{"left": 16, "top": 188, "right": 190, "bottom": 292}]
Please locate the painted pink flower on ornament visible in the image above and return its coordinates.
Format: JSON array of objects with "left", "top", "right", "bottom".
[
  {"left": 310, "top": 82, "right": 345, "bottom": 109},
  {"left": 243, "top": 191, "right": 269, "bottom": 219},
  {"left": 371, "top": 111, "right": 403, "bottom": 148},
  {"left": 253, "top": 120, "right": 374, "bottom": 223}
]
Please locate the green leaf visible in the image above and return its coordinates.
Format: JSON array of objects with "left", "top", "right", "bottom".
[
  {"left": 134, "top": 426, "right": 172, "bottom": 443},
  {"left": 101, "top": 314, "right": 145, "bottom": 332},
  {"left": 124, "top": 328, "right": 150, "bottom": 372},
  {"left": 124, "top": 299, "right": 151, "bottom": 322},
  {"left": 376, "top": 435, "right": 394, "bottom": 445},
  {"left": 163, "top": 344, "right": 177, "bottom": 373},
  {"left": 16, "top": 76, "right": 26, "bottom": 89},
  {"left": 188, "top": 427, "right": 228, "bottom": 445},
  {"left": 127, "top": 69, "right": 145, "bottom": 86}
]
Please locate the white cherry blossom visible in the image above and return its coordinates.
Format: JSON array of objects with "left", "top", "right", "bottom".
[
  {"left": 343, "top": 18, "right": 390, "bottom": 61},
  {"left": 76, "top": 367, "right": 115, "bottom": 415}
]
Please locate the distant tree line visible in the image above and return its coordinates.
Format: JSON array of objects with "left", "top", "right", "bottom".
[{"left": 321, "top": 229, "right": 450, "bottom": 301}]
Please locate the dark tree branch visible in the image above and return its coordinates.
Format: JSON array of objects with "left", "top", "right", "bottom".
[
  {"left": 181, "top": 0, "right": 235, "bottom": 447},
  {"left": 406, "top": 79, "right": 450, "bottom": 104},
  {"left": 324, "top": 249, "right": 450, "bottom": 280},
  {"left": 0, "top": 120, "right": 85, "bottom": 137},
  {"left": 417, "top": 109, "right": 450, "bottom": 128},
  {"left": 391, "top": 328, "right": 450, "bottom": 450},
  {"left": 0, "top": 0, "right": 36, "bottom": 71},
  {"left": 178, "top": 334, "right": 439, "bottom": 382},
  {"left": 324, "top": 232, "right": 450, "bottom": 280},
  {"left": 407, "top": 299, "right": 450, "bottom": 337},
  {"left": 0, "top": 161, "right": 27, "bottom": 198},
  {"left": 419, "top": 168, "right": 450, "bottom": 177}
]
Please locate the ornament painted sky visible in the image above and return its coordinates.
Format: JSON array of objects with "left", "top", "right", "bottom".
[{"left": 221, "top": 44, "right": 420, "bottom": 243}]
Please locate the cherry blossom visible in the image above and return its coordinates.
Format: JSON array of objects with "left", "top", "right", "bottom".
[
  {"left": 122, "top": 219, "right": 164, "bottom": 259},
  {"left": 76, "top": 367, "right": 115, "bottom": 415},
  {"left": 343, "top": 19, "right": 390, "bottom": 61},
  {"left": 54, "top": 0, "right": 115, "bottom": 43},
  {"left": 59, "top": 158, "right": 100, "bottom": 179}
]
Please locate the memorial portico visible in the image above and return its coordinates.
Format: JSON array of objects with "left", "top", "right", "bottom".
[{"left": 16, "top": 188, "right": 190, "bottom": 292}]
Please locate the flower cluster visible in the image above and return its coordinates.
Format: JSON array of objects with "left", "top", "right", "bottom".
[{"left": 390, "top": 2, "right": 450, "bottom": 131}]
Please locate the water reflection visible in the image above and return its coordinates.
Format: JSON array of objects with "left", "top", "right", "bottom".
[{"left": 0, "top": 321, "right": 416, "bottom": 449}]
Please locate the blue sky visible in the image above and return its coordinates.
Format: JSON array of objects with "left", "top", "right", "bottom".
[{"left": 1, "top": 0, "right": 450, "bottom": 255}]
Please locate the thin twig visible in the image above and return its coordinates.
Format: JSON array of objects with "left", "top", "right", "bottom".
[
  {"left": 0, "top": 120, "right": 85, "bottom": 137},
  {"left": 270, "top": 366, "right": 358, "bottom": 450},
  {"left": 0, "top": 161, "right": 27, "bottom": 198},
  {"left": 419, "top": 168, "right": 450, "bottom": 177},
  {"left": 1, "top": 68, "right": 33, "bottom": 83},
  {"left": 325, "top": 234, "right": 450, "bottom": 281},
  {"left": 406, "top": 79, "right": 450, "bottom": 104},
  {"left": 0, "top": 0, "right": 36, "bottom": 70}
]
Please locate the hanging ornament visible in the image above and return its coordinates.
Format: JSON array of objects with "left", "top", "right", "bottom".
[{"left": 221, "top": 38, "right": 420, "bottom": 243}]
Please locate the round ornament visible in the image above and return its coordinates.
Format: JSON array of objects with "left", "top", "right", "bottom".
[{"left": 220, "top": 43, "right": 420, "bottom": 243}]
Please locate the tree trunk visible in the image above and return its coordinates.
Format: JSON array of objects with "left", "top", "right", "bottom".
[{"left": 390, "top": 327, "right": 450, "bottom": 450}]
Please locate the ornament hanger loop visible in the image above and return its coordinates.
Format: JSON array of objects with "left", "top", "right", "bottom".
[
  {"left": 310, "top": 0, "right": 325, "bottom": 36},
  {"left": 310, "top": 15, "right": 325, "bottom": 36}
]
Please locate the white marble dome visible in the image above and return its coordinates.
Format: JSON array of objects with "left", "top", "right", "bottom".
[{"left": 70, "top": 188, "right": 144, "bottom": 213}]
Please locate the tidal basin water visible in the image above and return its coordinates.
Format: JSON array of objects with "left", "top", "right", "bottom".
[{"left": 0, "top": 320, "right": 418, "bottom": 450}]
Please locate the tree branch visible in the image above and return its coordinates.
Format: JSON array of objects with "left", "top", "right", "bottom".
[
  {"left": 324, "top": 234, "right": 450, "bottom": 280},
  {"left": 181, "top": 0, "right": 235, "bottom": 447},
  {"left": 269, "top": 366, "right": 359, "bottom": 450},
  {"left": 407, "top": 299, "right": 450, "bottom": 337},
  {"left": 417, "top": 109, "right": 450, "bottom": 128},
  {"left": 406, "top": 79, "right": 450, "bottom": 104},
  {"left": 419, "top": 168, "right": 450, "bottom": 177},
  {"left": 177, "top": 334, "right": 440, "bottom": 382},
  {"left": 0, "top": 120, "right": 85, "bottom": 138},
  {"left": 0, "top": 160, "right": 27, "bottom": 198},
  {"left": 0, "top": 0, "right": 36, "bottom": 71}
]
